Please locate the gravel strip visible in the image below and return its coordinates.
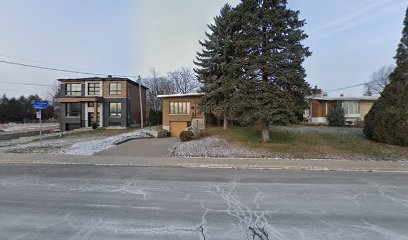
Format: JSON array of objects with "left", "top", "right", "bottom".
[{"left": 171, "top": 136, "right": 286, "bottom": 158}]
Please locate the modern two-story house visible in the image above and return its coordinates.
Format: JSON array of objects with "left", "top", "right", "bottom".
[{"left": 56, "top": 77, "right": 147, "bottom": 131}]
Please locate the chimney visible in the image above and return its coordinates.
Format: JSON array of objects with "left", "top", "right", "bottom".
[{"left": 311, "top": 86, "right": 322, "bottom": 96}]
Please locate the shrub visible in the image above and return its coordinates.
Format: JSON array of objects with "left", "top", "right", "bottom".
[
  {"left": 91, "top": 122, "right": 98, "bottom": 129},
  {"left": 326, "top": 105, "right": 345, "bottom": 127},
  {"left": 364, "top": 82, "right": 408, "bottom": 146},
  {"left": 179, "top": 131, "right": 195, "bottom": 142}
]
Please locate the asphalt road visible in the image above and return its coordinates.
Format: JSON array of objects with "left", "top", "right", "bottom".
[{"left": 0, "top": 165, "right": 407, "bottom": 240}]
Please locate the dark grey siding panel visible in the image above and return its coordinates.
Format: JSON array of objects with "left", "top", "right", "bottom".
[
  {"left": 103, "top": 99, "right": 128, "bottom": 127},
  {"left": 59, "top": 102, "right": 81, "bottom": 131},
  {"left": 81, "top": 83, "right": 85, "bottom": 96}
]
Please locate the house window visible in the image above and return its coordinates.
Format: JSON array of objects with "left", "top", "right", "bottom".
[
  {"left": 87, "top": 83, "right": 100, "bottom": 95},
  {"left": 170, "top": 102, "right": 191, "bottom": 115},
  {"left": 66, "top": 103, "right": 81, "bottom": 117},
  {"left": 109, "top": 103, "right": 122, "bottom": 116},
  {"left": 87, "top": 102, "right": 94, "bottom": 107},
  {"left": 109, "top": 83, "right": 122, "bottom": 95},
  {"left": 342, "top": 101, "right": 359, "bottom": 115},
  {"left": 65, "top": 83, "right": 82, "bottom": 96}
]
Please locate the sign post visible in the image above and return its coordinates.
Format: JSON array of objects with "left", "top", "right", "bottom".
[{"left": 33, "top": 100, "right": 49, "bottom": 147}]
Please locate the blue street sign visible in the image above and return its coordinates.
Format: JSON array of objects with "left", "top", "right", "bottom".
[
  {"left": 34, "top": 105, "right": 47, "bottom": 110},
  {"left": 33, "top": 100, "right": 48, "bottom": 110}
]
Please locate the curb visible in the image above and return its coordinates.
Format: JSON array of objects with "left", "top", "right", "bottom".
[{"left": 1, "top": 159, "right": 408, "bottom": 173}]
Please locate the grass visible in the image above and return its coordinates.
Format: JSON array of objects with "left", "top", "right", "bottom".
[{"left": 202, "top": 126, "right": 408, "bottom": 161}]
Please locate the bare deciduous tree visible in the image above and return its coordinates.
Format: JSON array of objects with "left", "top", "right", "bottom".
[
  {"left": 144, "top": 68, "right": 175, "bottom": 111},
  {"left": 47, "top": 80, "right": 60, "bottom": 105},
  {"left": 168, "top": 67, "right": 200, "bottom": 94},
  {"left": 365, "top": 65, "right": 394, "bottom": 95}
]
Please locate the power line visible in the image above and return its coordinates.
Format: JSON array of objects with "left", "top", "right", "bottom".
[
  {"left": 0, "top": 59, "right": 136, "bottom": 79},
  {"left": 323, "top": 81, "right": 375, "bottom": 93},
  {"left": 0, "top": 53, "right": 96, "bottom": 72},
  {"left": 0, "top": 80, "right": 52, "bottom": 87}
]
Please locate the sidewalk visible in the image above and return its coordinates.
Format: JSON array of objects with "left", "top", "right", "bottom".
[{"left": 1, "top": 153, "right": 408, "bottom": 172}]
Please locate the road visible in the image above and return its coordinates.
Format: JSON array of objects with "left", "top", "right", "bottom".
[{"left": 0, "top": 165, "right": 407, "bottom": 240}]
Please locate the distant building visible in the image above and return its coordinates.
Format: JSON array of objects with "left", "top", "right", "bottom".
[
  {"left": 158, "top": 93, "right": 205, "bottom": 137},
  {"left": 56, "top": 77, "right": 147, "bottom": 131},
  {"left": 304, "top": 95, "right": 379, "bottom": 125}
]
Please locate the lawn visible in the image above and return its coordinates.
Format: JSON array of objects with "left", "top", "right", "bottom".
[{"left": 202, "top": 126, "right": 408, "bottom": 161}]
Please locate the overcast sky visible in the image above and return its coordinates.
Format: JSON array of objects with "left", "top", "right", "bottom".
[{"left": 0, "top": 0, "right": 406, "bottom": 98}]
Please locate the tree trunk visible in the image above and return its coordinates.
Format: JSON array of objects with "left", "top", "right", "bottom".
[
  {"left": 216, "top": 113, "right": 221, "bottom": 127},
  {"left": 261, "top": 121, "right": 270, "bottom": 142},
  {"left": 223, "top": 112, "right": 228, "bottom": 130}
]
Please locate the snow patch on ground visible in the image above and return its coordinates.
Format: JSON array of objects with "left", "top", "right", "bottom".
[
  {"left": 0, "top": 123, "right": 59, "bottom": 132},
  {"left": 171, "top": 136, "right": 280, "bottom": 158},
  {"left": 58, "top": 131, "right": 148, "bottom": 155},
  {"left": 0, "top": 129, "right": 149, "bottom": 155}
]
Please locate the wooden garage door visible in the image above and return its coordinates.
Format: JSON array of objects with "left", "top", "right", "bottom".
[{"left": 170, "top": 122, "right": 187, "bottom": 137}]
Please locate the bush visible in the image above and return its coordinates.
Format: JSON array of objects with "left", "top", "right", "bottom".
[
  {"left": 326, "top": 105, "right": 345, "bottom": 127},
  {"left": 91, "top": 122, "right": 98, "bottom": 129},
  {"left": 147, "top": 109, "right": 162, "bottom": 126},
  {"left": 179, "top": 131, "right": 195, "bottom": 142}
]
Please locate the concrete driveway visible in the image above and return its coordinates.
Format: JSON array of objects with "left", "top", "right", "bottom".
[{"left": 96, "top": 137, "right": 179, "bottom": 157}]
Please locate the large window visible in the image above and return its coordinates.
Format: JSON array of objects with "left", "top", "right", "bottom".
[
  {"left": 109, "top": 83, "right": 122, "bottom": 95},
  {"left": 109, "top": 103, "right": 122, "bottom": 116},
  {"left": 170, "top": 102, "right": 191, "bottom": 115},
  {"left": 342, "top": 101, "right": 359, "bottom": 115},
  {"left": 65, "top": 83, "right": 82, "bottom": 96},
  {"left": 66, "top": 103, "right": 81, "bottom": 117},
  {"left": 87, "top": 82, "right": 100, "bottom": 95}
]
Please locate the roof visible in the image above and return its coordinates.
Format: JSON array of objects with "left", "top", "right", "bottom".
[
  {"left": 157, "top": 93, "right": 205, "bottom": 98},
  {"left": 307, "top": 95, "right": 380, "bottom": 101},
  {"left": 58, "top": 77, "right": 148, "bottom": 89}
]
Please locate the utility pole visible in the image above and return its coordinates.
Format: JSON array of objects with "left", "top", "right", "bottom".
[
  {"left": 138, "top": 75, "right": 144, "bottom": 128},
  {"left": 39, "top": 108, "right": 42, "bottom": 147}
]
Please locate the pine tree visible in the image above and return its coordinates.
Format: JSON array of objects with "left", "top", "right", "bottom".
[
  {"left": 230, "top": 0, "right": 311, "bottom": 142},
  {"left": 194, "top": 4, "right": 236, "bottom": 129},
  {"left": 364, "top": 6, "right": 408, "bottom": 146}
]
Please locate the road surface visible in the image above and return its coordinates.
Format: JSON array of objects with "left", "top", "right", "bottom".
[{"left": 0, "top": 164, "right": 407, "bottom": 240}]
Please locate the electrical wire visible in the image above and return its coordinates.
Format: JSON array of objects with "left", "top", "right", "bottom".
[
  {"left": 0, "top": 59, "right": 136, "bottom": 79},
  {"left": 323, "top": 81, "right": 375, "bottom": 93},
  {"left": 0, "top": 80, "right": 52, "bottom": 87}
]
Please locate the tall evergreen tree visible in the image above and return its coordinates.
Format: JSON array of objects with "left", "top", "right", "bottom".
[
  {"left": 364, "top": 6, "right": 408, "bottom": 146},
  {"left": 194, "top": 4, "right": 236, "bottom": 129},
  {"left": 230, "top": 0, "right": 311, "bottom": 142}
]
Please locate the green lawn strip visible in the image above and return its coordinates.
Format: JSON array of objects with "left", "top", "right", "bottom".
[{"left": 203, "top": 126, "right": 408, "bottom": 160}]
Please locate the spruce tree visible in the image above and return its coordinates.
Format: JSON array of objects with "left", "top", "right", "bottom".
[
  {"left": 194, "top": 4, "right": 236, "bottom": 129},
  {"left": 364, "top": 6, "right": 408, "bottom": 146},
  {"left": 230, "top": 0, "right": 311, "bottom": 142}
]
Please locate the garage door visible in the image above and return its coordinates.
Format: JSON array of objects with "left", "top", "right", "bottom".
[{"left": 170, "top": 122, "right": 187, "bottom": 137}]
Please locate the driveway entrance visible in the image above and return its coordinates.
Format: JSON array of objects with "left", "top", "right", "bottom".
[{"left": 96, "top": 137, "right": 178, "bottom": 157}]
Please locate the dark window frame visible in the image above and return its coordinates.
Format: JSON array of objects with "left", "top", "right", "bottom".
[
  {"left": 65, "top": 83, "right": 82, "bottom": 96},
  {"left": 87, "top": 82, "right": 100, "bottom": 95},
  {"left": 109, "top": 83, "right": 122, "bottom": 95},
  {"left": 109, "top": 102, "right": 122, "bottom": 117},
  {"left": 65, "top": 102, "right": 81, "bottom": 117}
]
